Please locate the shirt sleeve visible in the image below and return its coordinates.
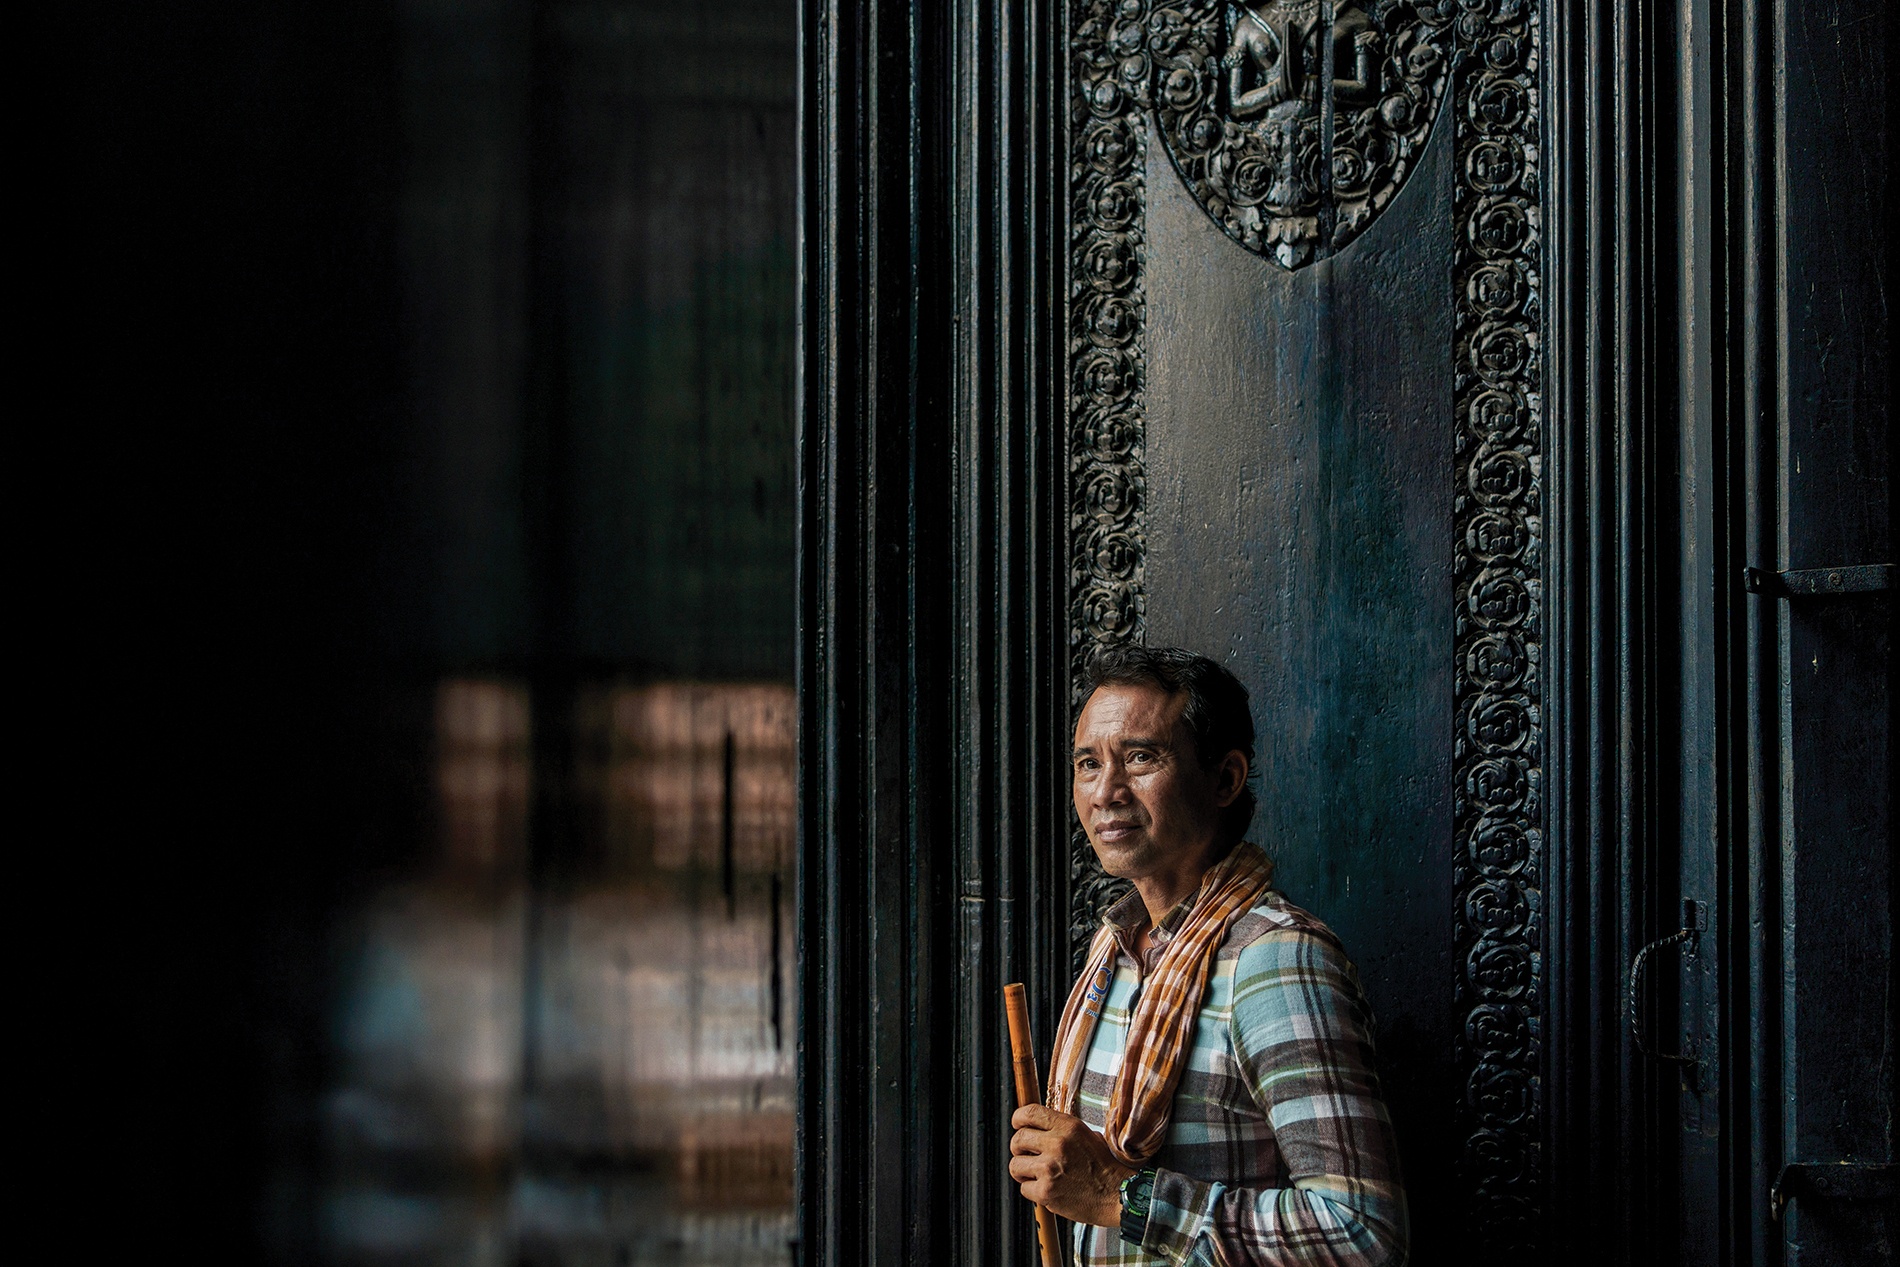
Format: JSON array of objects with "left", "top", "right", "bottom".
[{"left": 1136, "top": 929, "right": 1409, "bottom": 1267}]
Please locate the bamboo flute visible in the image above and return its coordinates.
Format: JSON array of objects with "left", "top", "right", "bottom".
[{"left": 1004, "top": 982, "right": 1065, "bottom": 1267}]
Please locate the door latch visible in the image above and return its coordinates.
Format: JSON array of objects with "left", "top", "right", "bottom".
[
  {"left": 1769, "top": 1162, "right": 1897, "bottom": 1221},
  {"left": 1744, "top": 563, "right": 1892, "bottom": 596}
]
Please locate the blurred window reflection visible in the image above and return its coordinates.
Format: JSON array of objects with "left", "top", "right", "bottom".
[{"left": 327, "top": 680, "right": 794, "bottom": 1264}]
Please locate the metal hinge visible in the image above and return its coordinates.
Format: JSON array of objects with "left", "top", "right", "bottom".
[
  {"left": 1744, "top": 564, "right": 1893, "bottom": 597},
  {"left": 1770, "top": 1162, "right": 1897, "bottom": 1221}
]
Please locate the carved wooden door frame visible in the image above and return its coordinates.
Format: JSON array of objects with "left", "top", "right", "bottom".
[{"left": 1062, "top": 0, "right": 1548, "bottom": 1251}]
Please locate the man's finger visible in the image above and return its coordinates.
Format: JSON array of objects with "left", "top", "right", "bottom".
[
  {"left": 1009, "top": 1128, "right": 1048, "bottom": 1156},
  {"left": 1011, "top": 1104, "right": 1057, "bottom": 1130}
]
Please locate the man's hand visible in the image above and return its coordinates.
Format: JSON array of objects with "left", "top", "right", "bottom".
[{"left": 1008, "top": 1105, "right": 1137, "bottom": 1227}]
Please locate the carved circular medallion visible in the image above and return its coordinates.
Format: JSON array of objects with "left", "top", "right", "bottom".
[
  {"left": 1465, "top": 937, "right": 1532, "bottom": 1000},
  {"left": 1464, "top": 1004, "right": 1531, "bottom": 1060},
  {"left": 1464, "top": 634, "right": 1527, "bottom": 690},
  {"left": 1468, "top": 815, "right": 1533, "bottom": 875},
  {"left": 1466, "top": 1127, "right": 1531, "bottom": 1183},
  {"left": 1466, "top": 1062, "right": 1533, "bottom": 1125},
  {"left": 1146, "top": 0, "right": 1455, "bottom": 268}
]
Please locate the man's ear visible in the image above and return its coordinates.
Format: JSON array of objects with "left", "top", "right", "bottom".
[{"left": 1212, "top": 750, "right": 1248, "bottom": 808}]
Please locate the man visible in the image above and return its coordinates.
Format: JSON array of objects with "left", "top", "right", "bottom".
[{"left": 1009, "top": 646, "right": 1408, "bottom": 1266}]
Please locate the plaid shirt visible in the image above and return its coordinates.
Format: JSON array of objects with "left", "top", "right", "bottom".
[{"left": 1070, "top": 887, "right": 1408, "bottom": 1267}]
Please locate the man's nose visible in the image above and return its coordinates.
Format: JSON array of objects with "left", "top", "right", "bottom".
[{"left": 1093, "top": 760, "right": 1131, "bottom": 804}]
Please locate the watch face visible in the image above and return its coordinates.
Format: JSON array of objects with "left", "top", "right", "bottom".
[{"left": 1122, "top": 1168, "right": 1156, "bottom": 1214}]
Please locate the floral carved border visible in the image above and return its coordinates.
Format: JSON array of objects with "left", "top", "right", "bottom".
[
  {"left": 1449, "top": 0, "right": 1543, "bottom": 1251},
  {"left": 1068, "top": 0, "right": 1153, "bottom": 964}
]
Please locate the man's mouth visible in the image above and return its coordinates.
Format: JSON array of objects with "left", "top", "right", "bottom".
[{"left": 1093, "top": 820, "right": 1143, "bottom": 843}]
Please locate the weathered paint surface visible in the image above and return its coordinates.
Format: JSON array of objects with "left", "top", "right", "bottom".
[{"left": 1142, "top": 117, "right": 1458, "bottom": 1247}]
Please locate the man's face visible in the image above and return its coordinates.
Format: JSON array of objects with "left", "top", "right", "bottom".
[{"left": 1071, "top": 683, "right": 1234, "bottom": 884}]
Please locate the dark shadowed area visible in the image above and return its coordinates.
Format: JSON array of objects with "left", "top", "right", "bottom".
[{"left": 74, "top": 1, "right": 797, "bottom": 1261}]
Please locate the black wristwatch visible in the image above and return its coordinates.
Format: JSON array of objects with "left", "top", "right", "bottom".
[{"left": 1118, "top": 1167, "right": 1159, "bottom": 1247}]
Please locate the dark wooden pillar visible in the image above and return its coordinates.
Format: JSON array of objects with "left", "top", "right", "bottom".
[{"left": 797, "top": 1, "right": 1068, "bottom": 1263}]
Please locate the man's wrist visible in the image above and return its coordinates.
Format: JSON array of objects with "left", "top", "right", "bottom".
[
  {"left": 1087, "top": 1161, "right": 1137, "bottom": 1227},
  {"left": 1117, "top": 1166, "right": 1159, "bottom": 1246}
]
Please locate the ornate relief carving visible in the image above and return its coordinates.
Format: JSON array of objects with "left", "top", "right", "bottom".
[
  {"left": 1451, "top": 0, "right": 1541, "bottom": 1251},
  {"left": 1069, "top": 0, "right": 1153, "bottom": 963},
  {"left": 1150, "top": 0, "right": 1454, "bottom": 268}
]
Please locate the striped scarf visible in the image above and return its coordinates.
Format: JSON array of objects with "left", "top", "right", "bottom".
[{"left": 1046, "top": 841, "right": 1276, "bottom": 1166}]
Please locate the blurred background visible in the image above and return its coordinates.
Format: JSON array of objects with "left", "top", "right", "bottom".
[{"left": 72, "top": 2, "right": 798, "bottom": 1261}]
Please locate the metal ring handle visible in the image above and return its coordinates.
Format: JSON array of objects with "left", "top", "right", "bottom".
[{"left": 1630, "top": 905, "right": 1698, "bottom": 1064}]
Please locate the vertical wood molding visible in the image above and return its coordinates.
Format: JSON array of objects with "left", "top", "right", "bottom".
[
  {"left": 799, "top": 1, "right": 1069, "bottom": 1263},
  {"left": 797, "top": 1, "right": 951, "bottom": 1261},
  {"left": 948, "top": 0, "right": 1072, "bottom": 1261},
  {"left": 1543, "top": 0, "right": 1706, "bottom": 1256}
]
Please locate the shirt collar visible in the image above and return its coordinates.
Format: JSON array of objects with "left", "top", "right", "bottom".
[{"left": 1104, "top": 885, "right": 1202, "bottom": 954}]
